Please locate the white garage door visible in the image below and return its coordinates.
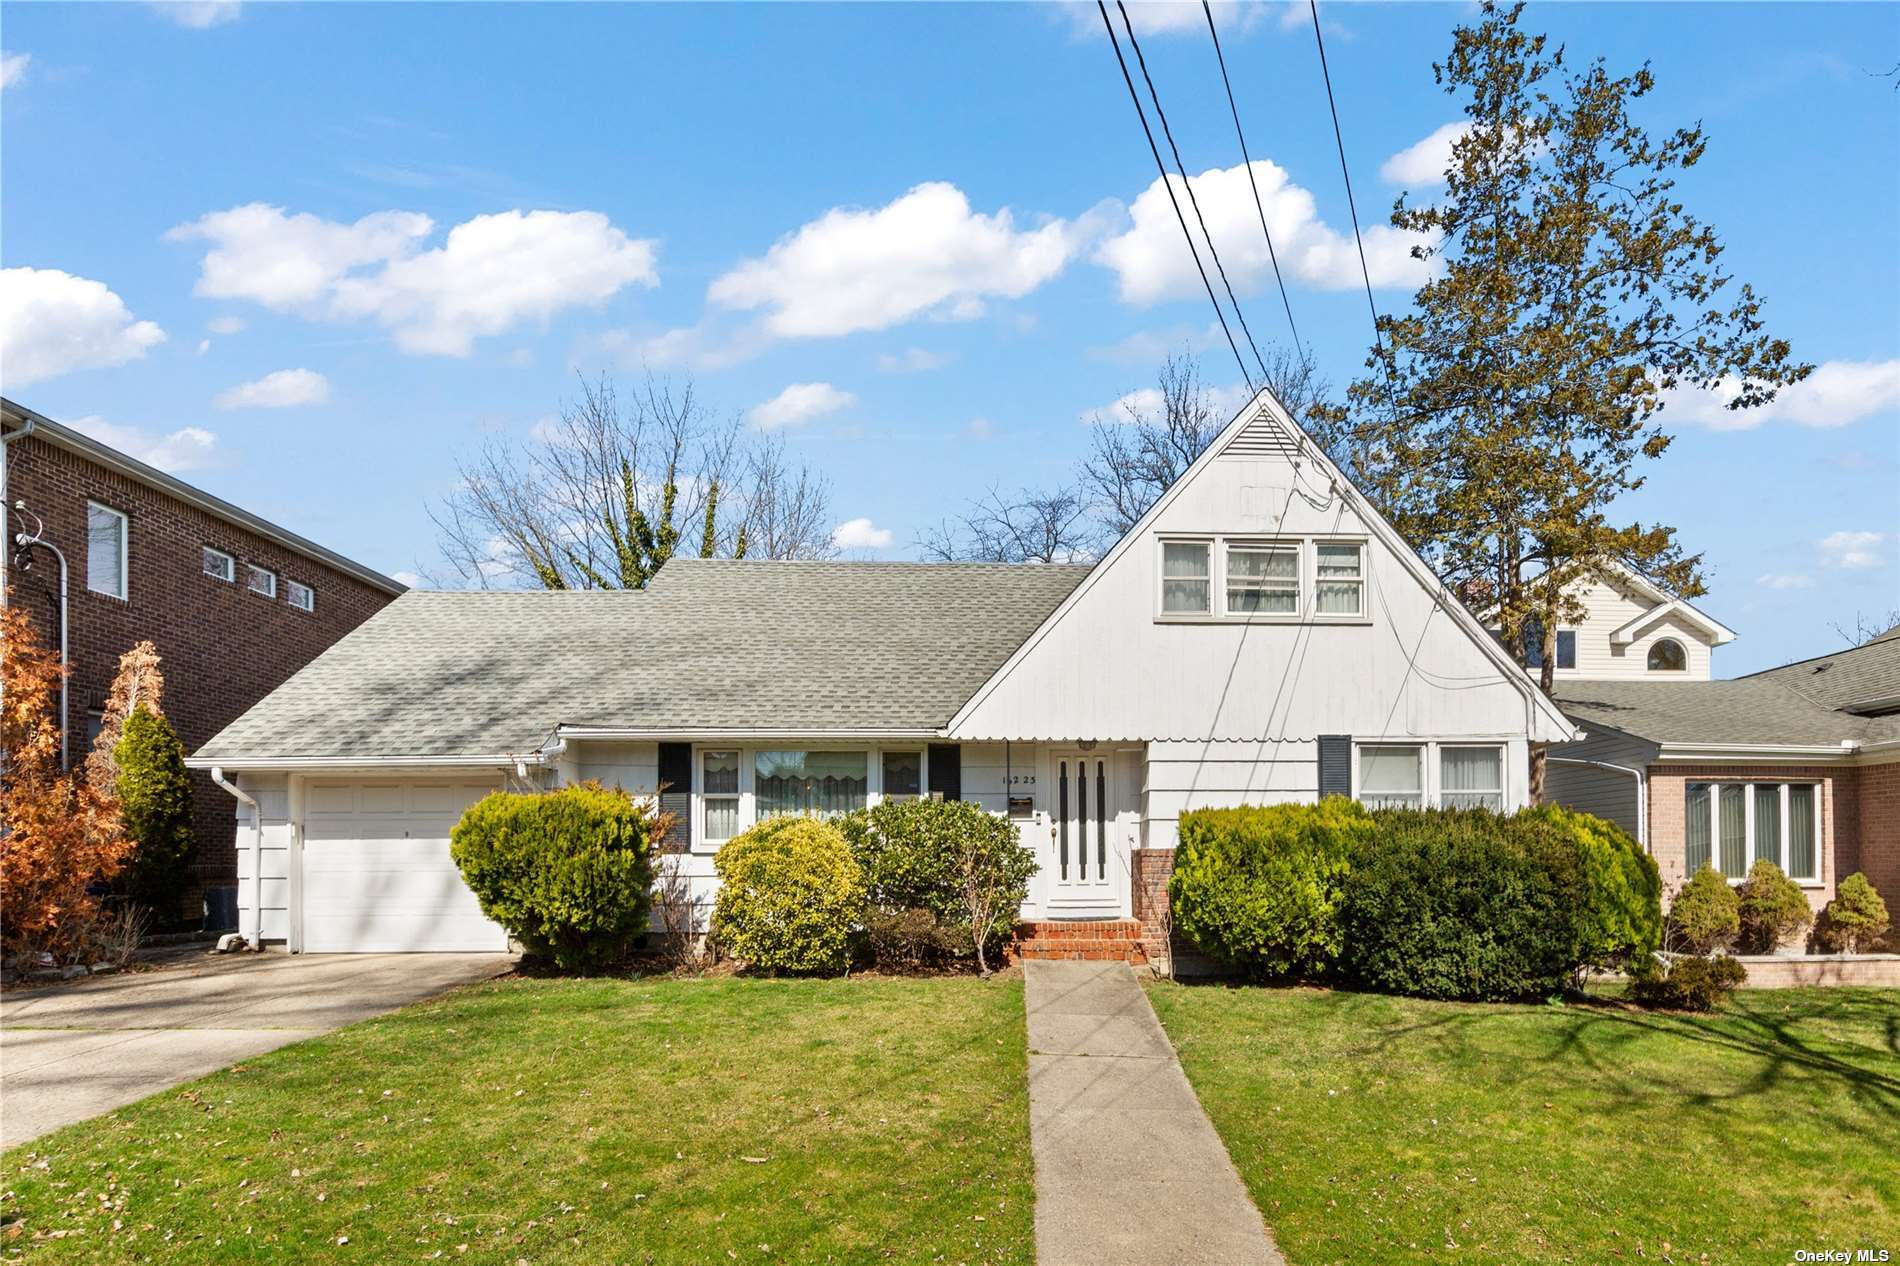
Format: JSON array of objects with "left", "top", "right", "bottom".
[{"left": 302, "top": 780, "right": 509, "bottom": 953}]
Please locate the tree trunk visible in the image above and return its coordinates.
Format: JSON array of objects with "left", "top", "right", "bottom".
[{"left": 1528, "top": 617, "right": 1559, "bottom": 806}]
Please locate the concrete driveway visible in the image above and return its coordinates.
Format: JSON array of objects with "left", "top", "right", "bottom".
[{"left": 0, "top": 951, "right": 512, "bottom": 1149}]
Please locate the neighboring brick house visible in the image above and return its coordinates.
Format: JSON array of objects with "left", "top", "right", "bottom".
[
  {"left": 1546, "top": 585, "right": 1900, "bottom": 921},
  {"left": 1, "top": 398, "right": 404, "bottom": 926}
]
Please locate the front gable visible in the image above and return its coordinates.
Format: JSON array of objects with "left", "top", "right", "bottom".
[{"left": 947, "top": 390, "right": 1575, "bottom": 745}]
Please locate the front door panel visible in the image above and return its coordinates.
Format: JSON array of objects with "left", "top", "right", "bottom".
[{"left": 1046, "top": 751, "right": 1123, "bottom": 915}]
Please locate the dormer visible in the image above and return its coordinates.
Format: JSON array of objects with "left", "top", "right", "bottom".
[{"left": 1515, "top": 563, "right": 1735, "bottom": 682}]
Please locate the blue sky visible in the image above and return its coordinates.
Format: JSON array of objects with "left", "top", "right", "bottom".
[{"left": 2, "top": 0, "right": 1895, "bottom": 676}]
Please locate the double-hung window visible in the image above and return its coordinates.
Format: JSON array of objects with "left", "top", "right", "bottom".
[
  {"left": 1521, "top": 621, "right": 1578, "bottom": 670},
  {"left": 1440, "top": 746, "right": 1504, "bottom": 811},
  {"left": 1315, "top": 542, "right": 1365, "bottom": 616},
  {"left": 203, "top": 546, "right": 235, "bottom": 582},
  {"left": 1161, "top": 540, "right": 1212, "bottom": 615},
  {"left": 86, "top": 502, "right": 128, "bottom": 598},
  {"left": 246, "top": 564, "right": 277, "bottom": 599},
  {"left": 1226, "top": 543, "right": 1300, "bottom": 616},
  {"left": 1358, "top": 745, "right": 1423, "bottom": 809},
  {"left": 701, "top": 750, "right": 740, "bottom": 845},
  {"left": 1686, "top": 780, "right": 1820, "bottom": 882}
]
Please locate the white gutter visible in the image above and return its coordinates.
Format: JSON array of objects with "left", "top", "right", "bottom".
[
  {"left": 1652, "top": 741, "right": 1858, "bottom": 763},
  {"left": 553, "top": 725, "right": 944, "bottom": 741},
  {"left": 1546, "top": 755, "right": 1649, "bottom": 850},
  {"left": 209, "top": 766, "right": 263, "bottom": 948},
  {"left": 184, "top": 752, "right": 544, "bottom": 771}
]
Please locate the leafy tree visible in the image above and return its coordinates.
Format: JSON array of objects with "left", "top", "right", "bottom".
[
  {"left": 1311, "top": 3, "right": 1810, "bottom": 797},
  {"left": 84, "top": 639, "right": 164, "bottom": 793},
  {"left": 115, "top": 704, "right": 196, "bottom": 918},
  {"left": 0, "top": 600, "right": 130, "bottom": 960}
]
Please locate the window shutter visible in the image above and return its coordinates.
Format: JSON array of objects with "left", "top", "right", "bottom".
[
  {"left": 657, "top": 743, "right": 692, "bottom": 851},
  {"left": 928, "top": 743, "right": 961, "bottom": 802},
  {"left": 1317, "top": 735, "right": 1351, "bottom": 800}
]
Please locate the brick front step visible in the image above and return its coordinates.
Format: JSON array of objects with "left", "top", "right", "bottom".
[{"left": 1010, "top": 919, "right": 1150, "bottom": 964}]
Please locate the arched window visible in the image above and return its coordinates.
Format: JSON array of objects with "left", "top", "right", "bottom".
[{"left": 1648, "top": 638, "right": 1687, "bottom": 672}]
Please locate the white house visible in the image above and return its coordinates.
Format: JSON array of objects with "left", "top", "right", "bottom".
[{"left": 187, "top": 389, "right": 1577, "bottom": 955}]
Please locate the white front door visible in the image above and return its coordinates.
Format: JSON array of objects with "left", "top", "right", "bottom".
[{"left": 1044, "top": 750, "right": 1127, "bottom": 917}]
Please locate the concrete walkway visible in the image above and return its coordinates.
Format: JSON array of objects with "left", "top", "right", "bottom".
[
  {"left": 1025, "top": 960, "right": 1284, "bottom": 1266},
  {"left": 1, "top": 951, "right": 512, "bottom": 1148}
]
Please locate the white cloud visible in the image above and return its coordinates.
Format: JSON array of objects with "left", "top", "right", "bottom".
[
  {"left": 207, "top": 315, "right": 246, "bottom": 335},
  {"left": 968, "top": 417, "right": 995, "bottom": 440},
  {"left": 67, "top": 416, "right": 218, "bottom": 473},
  {"left": 708, "top": 182, "right": 1095, "bottom": 339},
  {"left": 1755, "top": 573, "right": 1815, "bottom": 591},
  {"left": 1083, "top": 380, "right": 1255, "bottom": 425},
  {"left": 877, "top": 347, "right": 950, "bottom": 373},
  {"left": 169, "top": 203, "right": 657, "bottom": 356},
  {"left": 1380, "top": 121, "right": 1472, "bottom": 186},
  {"left": 196, "top": 339, "right": 211, "bottom": 355},
  {"left": 748, "top": 382, "right": 857, "bottom": 431},
  {"left": 391, "top": 570, "right": 422, "bottom": 588},
  {"left": 1, "top": 51, "right": 30, "bottom": 89},
  {"left": 214, "top": 367, "right": 330, "bottom": 409},
  {"left": 0, "top": 267, "right": 167, "bottom": 388},
  {"left": 1086, "top": 322, "right": 1220, "bottom": 365},
  {"left": 1819, "top": 531, "right": 1888, "bottom": 571},
  {"left": 832, "top": 517, "right": 894, "bottom": 550},
  {"left": 153, "top": 2, "right": 241, "bottom": 28},
  {"left": 1095, "top": 160, "right": 1437, "bottom": 303},
  {"left": 1059, "top": 1, "right": 1266, "bottom": 38},
  {"left": 598, "top": 320, "right": 765, "bottom": 372},
  {"left": 1663, "top": 359, "right": 1900, "bottom": 432}
]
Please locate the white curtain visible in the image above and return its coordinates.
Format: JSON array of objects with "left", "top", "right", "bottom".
[
  {"left": 755, "top": 750, "right": 868, "bottom": 817},
  {"left": 1441, "top": 747, "right": 1502, "bottom": 811},
  {"left": 1359, "top": 746, "right": 1421, "bottom": 808},
  {"left": 1787, "top": 784, "right": 1817, "bottom": 879},
  {"left": 1686, "top": 783, "right": 1712, "bottom": 872},
  {"left": 1161, "top": 542, "right": 1209, "bottom": 613}
]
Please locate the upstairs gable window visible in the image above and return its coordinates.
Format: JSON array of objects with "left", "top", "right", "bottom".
[
  {"left": 1647, "top": 638, "right": 1687, "bottom": 672},
  {"left": 1161, "top": 540, "right": 1212, "bottom": 615},
  {"left": 1226, "top": 543, "right": 1299, "bottom": 616},
  {"left": 1521, "top": 621, "right": 1577, "bottom": 670}
]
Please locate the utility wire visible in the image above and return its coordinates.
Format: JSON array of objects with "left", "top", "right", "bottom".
[
  {"left": 1116, "top": 0, "right": 1269, "bottom": 385},
  {"left": 1307, "top": 0, "right": 1385, "bottom": 365},
  {"left": 1201, "top": 0, "right": 1303, "bottom": 352},
  {"left": 1096, "top": 0, "right": 1255, "bottom": 391}
]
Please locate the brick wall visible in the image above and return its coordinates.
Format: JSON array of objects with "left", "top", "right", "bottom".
[
  {"left": 4, "top": 433, "right": 396, "bottom": 923},
  {"left": 1854, "top": 759, "right": 1900, "bottom": 917},
  {"left": 1646, "top": 763, "right": 1852, "bottom": 913}
]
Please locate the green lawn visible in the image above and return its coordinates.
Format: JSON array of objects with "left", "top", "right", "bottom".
[
  {"left": 1147, "top": 982, "right": 1900, "bottom": 1266},
  {"left": 3, "top": 975, "right": 1034, "bottom": 1265}
]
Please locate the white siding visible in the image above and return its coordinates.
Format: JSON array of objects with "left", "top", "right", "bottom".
[
  {"left": 1555, "top": 577, "right": 1715, "bottom": 682},
  {"left": 233, "top": 773, "right": 291, "bottom": 944},
  {"left": 574, "top": 741, "right": 660, "bottom": 795},
  {"left": 950, "top": 427, "right": 1555, "bottom": 746}
]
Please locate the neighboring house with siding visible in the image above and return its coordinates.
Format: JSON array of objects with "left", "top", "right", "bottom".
[
  {"left": 186, "top": 388, "right": 1577, "bottom": 956},
  {"left": 1, "top": 398, "right": 405, "bottom": 926},
  {"left": 1546, "top": 585, "right": 1900, "bottom": 919}
]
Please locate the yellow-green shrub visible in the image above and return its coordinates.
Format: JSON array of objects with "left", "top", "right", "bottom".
[
  {"left": 1816, "top": 872, "right": 1891, "bottom": 953},
  {"left": 713, "top": 816, "right": 865, "bottom": 975},
  {"left": 1668, "top": 866, "right": 1741, "bottom": 952},
  {"left": 1517, "top": 805, "right": 1662, "bottom": 969},
  {"left": 1737, "top": 859, "right": 1812, "bottom": 953},
  {"left": 450, "top": 781, "right": 655, "bottom": 971}
]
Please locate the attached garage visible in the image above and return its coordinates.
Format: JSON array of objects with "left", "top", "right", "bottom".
[{"left": 300, "top": 779, "right": 509, "bottom": 953}]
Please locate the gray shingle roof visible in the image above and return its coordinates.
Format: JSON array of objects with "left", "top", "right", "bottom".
[
  {"left": 1553, "top": 634, "right": 1900, "bottom": 749},
  {"left": 194, "top": 559, "right": 1091, "bottom": 760}
]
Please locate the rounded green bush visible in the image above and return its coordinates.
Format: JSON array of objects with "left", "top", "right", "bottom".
[
  {"left": 1168, "top": 800, "right": 1372, "bottom": 979},
  {"left": 1736, "top": 859, "right": 1813, "bottom": 953},
  {"left": 837, "top": 798, "right": 1034, "bottom": 964},
  {"left": 1630, "top": 953, "right": 1747, "bottom": 1011},
  {"left": 1668, "top": 866, "right": 1741, "bottom": 953},
  {"left": 1517, "top": 805, "right": 1662, "bottom": 969},
  {"left": 1338, "top": 808, "right": 1588, "bottom": 1001},
  {"left": 713, "top": 816, "right": 865, "bottom": 975},
  {"left": 1816, "top": 872, "right": 1891, "bottom": 953},
  {"left": 450, "top": 781, "right": 655, "bottom": 972}
]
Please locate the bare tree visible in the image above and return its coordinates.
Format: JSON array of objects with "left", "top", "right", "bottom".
[
  {"left": 1080, "top": 348, "right": 1329, "bottom": 537},
  {"left": 430, "top": 373, "right": 835, "bottom": 588},
  {"left": 1830, "top": 609, "right": 1900, "bottom": 647},
  {"left": 916, "top": 484, "right": 1096, "bottom": 564},
  {"left": 741, "top": 434, "right": 839, "bottom": 561}
]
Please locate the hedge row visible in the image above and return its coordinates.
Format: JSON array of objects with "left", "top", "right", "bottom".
[{"left": 1169, "top": 801, "right": 1662, "bottom": 1001}]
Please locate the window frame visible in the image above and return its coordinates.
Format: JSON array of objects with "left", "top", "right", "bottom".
[
  {"left": 1356, "top": 743, "right": 1425, "bottom": 810},
  {"left": 1313, "top": 539, "right": 1366, "bottom": 618},
  {"left": 880, "top": 749, "right": 925, "bottom": 802},
  {"left": 1223, "top": 539, "right": 1302, "bottom": 620},
  {"left": 1439, "top": 745, "right": 1505, "bottom": 812},
  {"left": 1684, "top": 778, "right": 1822, "bottom": 885},
  {"left": 202, "top": 546, "right": 236, "bottom": 583},
  {"left": 698, "top": 749, "right": 742, "bottom": 850},
  {"left": 1647, "top": 637, "right": 1688, "bottom": 672},
  {"left": 691, "top": 744, "right": 929, "bottom": 852},
  {"left": 285, "top": 579, "right": 316, "bottom": 612},
  {"left": 246, "top": 563, "right": 278, "bottom": 599},
  {"left": 1521, "top": 622, "right": 1578, "bottom": 671},
  {"left": 85, "top": 501, "right": 129, "bottom": 600},
  {"left": 1157, "top": 536, "right": 1214, "bottom": 617}
]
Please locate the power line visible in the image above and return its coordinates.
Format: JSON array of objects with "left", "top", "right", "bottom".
[
  {"left": 1096, "top": 0, "right": 1255, "bottom": 391},
  {"left": 1306, "top": 0, "right": 1385, "bottom": 362},
  {"left": 1116, "top": 1, "right": 1270, "bottom": 385},
  {"left": 1201, "top": 0, "right": 1303, "bottom": 352}
]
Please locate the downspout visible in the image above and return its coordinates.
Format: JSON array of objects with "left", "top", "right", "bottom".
[
  {"left": 10, "top": 518, "right": 70, "bottom": 770},
  {"left": 1, "top": 419, "right": 36, "bottom": 609},
  {"left": 1545, "top": 755, "right": 1649, "bottom": 851},
  {"left": 210, "top": 766, "right": 264, "bottom": 947}
]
